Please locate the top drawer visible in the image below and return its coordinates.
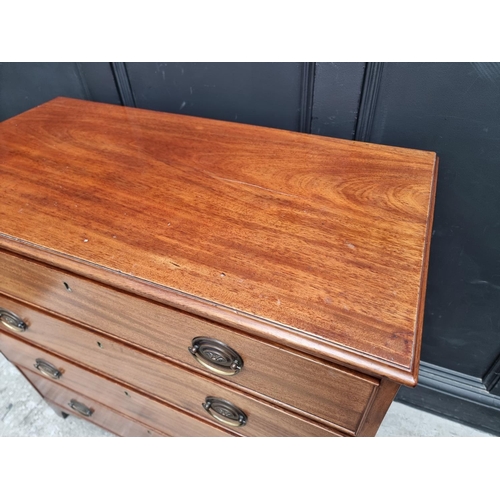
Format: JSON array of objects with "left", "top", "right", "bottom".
[{"left": 0, "top": 250, "right": 379, "bottom": 431}]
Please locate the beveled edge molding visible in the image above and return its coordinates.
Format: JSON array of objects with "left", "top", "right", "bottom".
[
  {"left": 299, "top": 62, "right": 316, "bottom": 133},
  {"left": 412, "top": 155, "right": 440, "bottom": 386},
  {"left": 111, "top": 62, "right": 136, "bottom": 108},
  {"left": 0, "top": 237, "right": 418, "bottom": 387},
  {"left": 357, "top": 378, "right": 400, "bottom": 437},
  {"left": 75, "top": 63, "right": 92, "bottom": 100},
  {"left": 354, "top": 62, "right": 384, "bottom": 142},
  {"left": 483, "top": 353, "right": 500, "bottom": 393},
  {"left": 417, "top": 361, "right": 500, "bottom": 409}
]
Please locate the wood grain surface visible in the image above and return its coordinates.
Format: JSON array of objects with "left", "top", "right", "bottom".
[{"left": 0, "top": 97, "right": 437, "bottom": 384}]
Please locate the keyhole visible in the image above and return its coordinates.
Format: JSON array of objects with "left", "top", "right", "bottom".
[{"left": 63, "top": 282, "right": 72, "bottom": 292}]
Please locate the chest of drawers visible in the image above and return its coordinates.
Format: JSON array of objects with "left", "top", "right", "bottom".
[{"left": 0, "top": 97, "right": 438, "bottom": 436}]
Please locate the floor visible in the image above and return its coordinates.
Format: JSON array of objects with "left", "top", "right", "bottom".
[{"left": 0, "top": 352, "right": 493, "bottom": 437}]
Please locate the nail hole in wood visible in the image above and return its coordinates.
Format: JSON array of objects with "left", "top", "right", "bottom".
[
  {"left": 63, "top": 282, "right": 72, "bottom": 292},
  {"left": 124, "top": 391, "right": 130, "bottom": 397},
  {"left": 97, "top": 341, "right": 103, "bottom": 348}
]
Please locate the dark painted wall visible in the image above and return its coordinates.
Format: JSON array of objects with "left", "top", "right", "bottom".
[
  {"left": 310, "top": 62, "right": 365, "bottom": 139},
  {"left": 127, "top": 62, "right": 304, "bottom": 130},
  {"left": 1, "top": 62, "right": 499, "bottom": 433},
  {"left": 369, "top": 63, "right": 500, "bottom": 379},
  {"left": 0, "top": 63, "right": 120, "bottom": 120}
]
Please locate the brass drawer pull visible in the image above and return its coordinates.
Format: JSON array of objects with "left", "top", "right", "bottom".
[
  {"left": 34, "top": 359, "right": 62, "bottom": 380},
  {"left": 68, "top": 399, "right": 94, "bottom": 417},
  {"left": 202, "top": 397, "right": 247, "bottom": 427},
  {"left": 0, "top": 308, "right": 27, "bottom": 333},
  {"left": 189, "top": 337, "right": 243, "bottom": 376}
]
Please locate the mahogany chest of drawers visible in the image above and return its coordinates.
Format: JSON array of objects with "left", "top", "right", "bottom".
[{"left": 0, "top": 98, "right": 438, "bottom": 436}]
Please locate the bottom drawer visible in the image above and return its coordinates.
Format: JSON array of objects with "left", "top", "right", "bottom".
[
  {"left": 48, "top": 399, "right": 163, "bottom": 437},
  {"left": 21, "top": 369, "right": 164, "bottom": 437}
]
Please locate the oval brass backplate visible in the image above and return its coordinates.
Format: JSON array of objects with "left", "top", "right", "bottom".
[
  {"left": 0, "top": 308, "right": 27, "bottom": 333},
  {"left": 188, "top": 337, "right": 243, "bottom": 376},
  {"left": 68, "top": 399, "right": 94, "bottom": 417},
  {"left": 34, "top": 359, "right": 62, "bottom": 380},
  {"left": 202, "top": 397, "right": 247, "bottom": 427}
]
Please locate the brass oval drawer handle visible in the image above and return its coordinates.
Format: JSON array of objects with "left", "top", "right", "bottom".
[
  {"left": 188, "top": 337, "right": 243, "bottom": 376},
  {"left": 0, "top": 308, "right": 28, "bottom": 333},
  {"left": 68, "top": 399, "right": 94, "bottom": 417},
  {"left": 34, "top": 359, "right": 62, "bottom": 380},
  {"left": 202, "top": 397, "right": 247, "bottom": 427}
]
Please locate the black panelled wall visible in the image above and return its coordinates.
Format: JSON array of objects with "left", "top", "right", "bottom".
[
  {"left": 1, "top": 62, "right": 499, "bottom": 434},
  {"left": 0, "top": 63, "right": 120, "bottom": 120},
  {"left": 367, "top": 63, "right": 500, "bottom": 432}
]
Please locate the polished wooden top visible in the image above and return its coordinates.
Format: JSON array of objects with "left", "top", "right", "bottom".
[{"left": 0, "top": 97, "right": 437, "bottom": 385}]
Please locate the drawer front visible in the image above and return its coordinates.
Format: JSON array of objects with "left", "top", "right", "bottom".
[
  {"left": 9, "top": 341, "right": 237, "bottom": 437},
  {"left": 47, "top": 400, "right": 162, "bottom": 437},
  {"left": 20, "top": 369, "right": 164, "bottom": 437},
  {"left": 0, "top": 250, "right": 378, "bottom": 428},
  {"left": 0, "top": 332, "right": 344, "bottom": 437}
]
